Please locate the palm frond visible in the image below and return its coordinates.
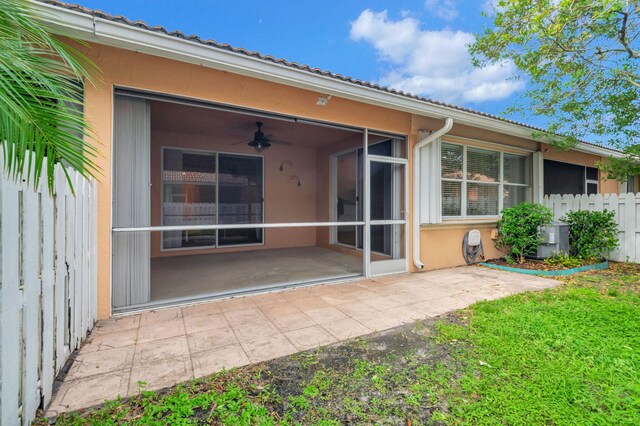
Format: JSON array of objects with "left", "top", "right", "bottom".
[{"left": 0, "top": 0, "right": 101, "bottom": 194}]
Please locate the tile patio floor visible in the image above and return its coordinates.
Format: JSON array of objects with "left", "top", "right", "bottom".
[{"left": 46, "top": 266, "right": 558, "bottom": 416}]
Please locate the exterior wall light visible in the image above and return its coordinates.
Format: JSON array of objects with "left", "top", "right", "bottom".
[
  {"left": 279, "top": 160, "right": 293, "bottom": 171},
  {"left": 316, "top": 95, "right": 332, "bottom": 106}
]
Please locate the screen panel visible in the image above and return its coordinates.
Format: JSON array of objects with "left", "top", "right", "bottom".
[{"left": 544, "top": 160, "right": 585, "bottom": 196}]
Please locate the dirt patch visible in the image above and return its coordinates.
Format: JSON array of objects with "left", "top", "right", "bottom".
[{"left": 262, "top": 314, "right": 460, "bottom": 424}]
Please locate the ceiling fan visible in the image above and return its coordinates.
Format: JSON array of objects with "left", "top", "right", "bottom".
[{"left": 232, "top": 122, "right": 291, "bottom": 152}]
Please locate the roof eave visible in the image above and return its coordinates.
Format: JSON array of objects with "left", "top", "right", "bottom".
[
  {"left": 33, "top": 1, "right": 622, "bottom": 158},
  {"left": 570, "top": 143, "right": 622, "bottom": 157}
]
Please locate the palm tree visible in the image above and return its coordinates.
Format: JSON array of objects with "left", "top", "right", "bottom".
[{"left": 0, "top": 0, "right": 100, "bottom": 193}]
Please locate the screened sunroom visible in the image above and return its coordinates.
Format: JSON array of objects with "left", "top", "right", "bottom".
[{"left": 111, "top": 90, "right": 408, "bottom": 312}]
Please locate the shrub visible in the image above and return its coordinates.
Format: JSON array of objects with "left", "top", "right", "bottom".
[
  {"left": 495, "top": 203, "right": 553, "bottom": 264},
  {"left": 561, "top": 210, "right": 619, "bottom": 261},
  {"left": 543, "top": 252, "right": 583, "bottom": 268}
]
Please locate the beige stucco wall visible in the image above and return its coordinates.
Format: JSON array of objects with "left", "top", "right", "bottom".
[
  {"left": 79, "top": 40, "right": 624, "bottom": 318},
  {"left": 420, "top": 224, "right": 505, "bottom": 268},
  {"left": 80, "top": 42, "right": 411, "bottom": 318}
]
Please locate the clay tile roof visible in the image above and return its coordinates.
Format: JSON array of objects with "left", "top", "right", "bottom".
[{"left": 38, "top": 0, "right": 620, "bottom": 153}]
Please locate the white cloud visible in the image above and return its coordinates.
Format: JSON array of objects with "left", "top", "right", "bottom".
[
  {"left": 349, "top": 9, "right": 524, "bottom": 103},
  {"left": 425, "top": 0, "right": 459, "bottom": 21},
  {"left": 481, "top": 0, "right": 500, "bottom": 15},
  {"left": 482, "top": 0, "right": 558, "bottom": 16}
]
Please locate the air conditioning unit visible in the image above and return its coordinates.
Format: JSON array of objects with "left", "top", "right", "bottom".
[{"left": 536, "top": 221, "right": 570, "bottom": 258}]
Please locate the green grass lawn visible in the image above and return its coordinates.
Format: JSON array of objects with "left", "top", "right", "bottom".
[{"left": 39, "top": 264, "right": 640, "bottom": 425}]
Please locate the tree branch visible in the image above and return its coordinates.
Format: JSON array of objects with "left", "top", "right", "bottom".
[
  {"left": 617, "top": 69, "right": 640, "bottom": 88},
  {"left": 617, "top": 10, "right": 640, "bottom": 58}
]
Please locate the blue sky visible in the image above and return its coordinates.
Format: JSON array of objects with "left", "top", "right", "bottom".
[{"left": 74, "top": 0, "right": 546, "bottom": 129}]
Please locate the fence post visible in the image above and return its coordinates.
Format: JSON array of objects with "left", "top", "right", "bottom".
[
  {"left": 1, "top": 177, "right": 21, "bottom": 426},
  {"left": 41, "top": 179, "right": 56, "bottom": 408},
  {"left": 624, "top": 193, "right": 636, "bottom": 262},
  {"left": 54, "top": 166, "right": 70, "bottom": 372},
  {"left": 21, "top": 178, "right": 43, "bottom": 424},
  {"left": 65, "top": 174, "right": 77, "bottom": 349},
  {"left": 594, "top": 193, "right": 604, "bottom": 212}
]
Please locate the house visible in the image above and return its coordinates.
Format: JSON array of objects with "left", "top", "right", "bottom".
[{"left": 36, "top": 0, "right": 630, "bottom": 319}]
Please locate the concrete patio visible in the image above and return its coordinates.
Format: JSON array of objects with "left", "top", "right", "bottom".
[{"left": 46, "top": 266, "right": 558, "bottom": 416}]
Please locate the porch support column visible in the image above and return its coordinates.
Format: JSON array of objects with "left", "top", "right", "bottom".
[
  {"left": 533, "top": 151, "right": 544, "bottom": 203},
  {"left": 363, "top": 129, "right": 371, "bottom": 278}
]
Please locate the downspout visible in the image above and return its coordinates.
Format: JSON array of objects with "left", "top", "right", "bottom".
[{"left": 413, "top": 118, "right": 454, "bottom": 269}]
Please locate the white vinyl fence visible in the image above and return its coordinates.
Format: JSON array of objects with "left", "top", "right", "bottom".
[
  {"left": 1, "top": 162, "right": 98, "bottom": 425},
  {"left": 544, "top": 193, "right": 640, "bottom": 263}
]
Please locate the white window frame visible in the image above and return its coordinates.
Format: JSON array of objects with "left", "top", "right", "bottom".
[
  {"left": 585, "top": 170, "right": 599, "bottom": 194},
  {"left": 441, "top": 142, "right": 531, "bottom": 220},
  {"left": 626, "top": 175, "right": 636, "bottom": 193}
]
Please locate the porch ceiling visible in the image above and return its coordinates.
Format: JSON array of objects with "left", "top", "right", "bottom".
[{"left": 151, "top": 100, "right": 360, "bottom": 149}]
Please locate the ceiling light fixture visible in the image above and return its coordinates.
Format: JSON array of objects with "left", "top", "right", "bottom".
[
  {"left": 247, "top": 122, "right": 271, "bottom": 152},
  {"left": 248, "top": 139, "right": 271, "bottom": 152}
]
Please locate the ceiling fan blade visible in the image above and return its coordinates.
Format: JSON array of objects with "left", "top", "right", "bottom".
[
  {"left": 269, "top": 139, "right": 293, "bottom": 146},
  {"left": 231, "top": 140, "right": 250, "bottom": 145}
]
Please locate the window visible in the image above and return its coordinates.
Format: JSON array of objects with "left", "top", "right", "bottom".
[
  {"left": 162, "top": 148, "right": 263, "bottom": 250},
  {"left": 627, "top": 175, "right": 637, "bottom": 193},
  {"left": 543, "top": 160, "right": 598, "bottom": 196},
  {"left": 441, "top": 143, "right": 531, "bottom": 218},
  {"left": 504, "top": 153, "right": 532, "bottom": 207},
  {"left": 217, "top": 154, "right": 263, "bottom": 246},
  {"left": 585, "top": 166, "right": 599, "bottom": 195}
]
